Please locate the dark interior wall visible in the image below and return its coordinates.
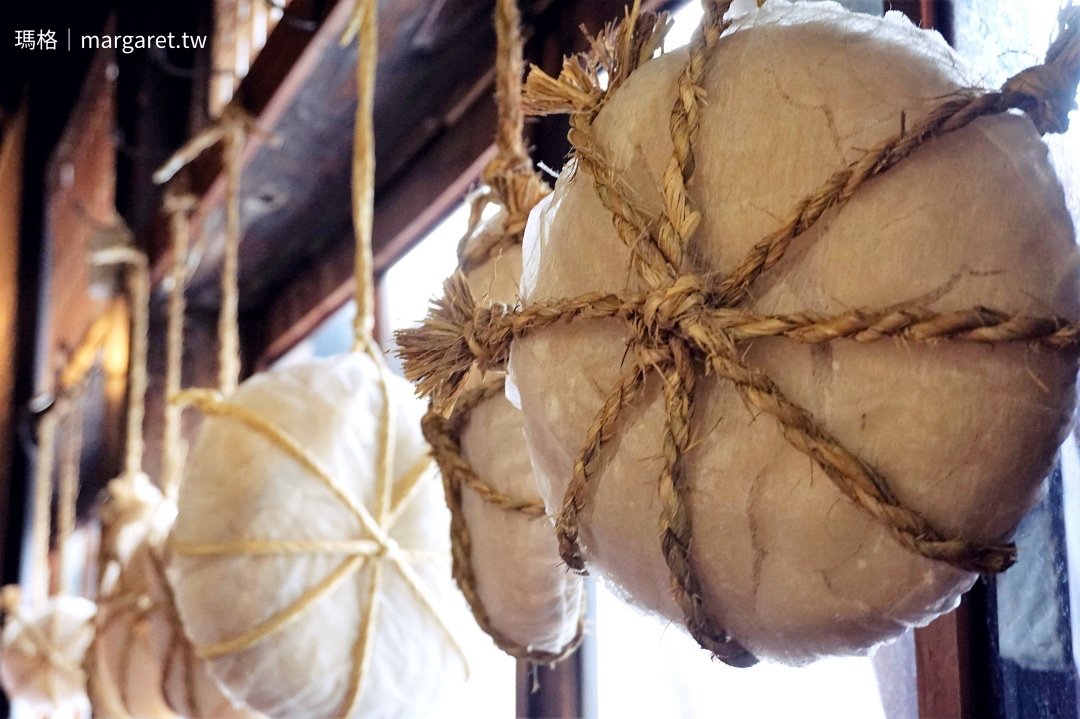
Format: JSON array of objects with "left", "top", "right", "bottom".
[
  {"left": 112, "top": 0, "right": 211, "bottom": 240},
  {"left": 0, "top": 108, "right": 26, "bottom": 606},
  {"left": 2, "top": 1, "right": 114, "bottom": 594}
]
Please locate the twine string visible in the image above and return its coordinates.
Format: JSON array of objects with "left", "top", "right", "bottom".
[
  {"left": 57, "top": 399, "right": 83, "bottom": 598},
  {"left": 162, "top": 192, "right": 197, "bottom": 500},
  {"left": 89, "top": 244, "right": 150, "bottom": 479},
  {"left": 154, "top": 106, "right": 257, "bottom": 398},
  {"left": 30, "top": 409, "right": 59, "bottom": 607},
  {"left": 349, "top": 0, "right": 378, "bottom": 349},
  {"left": 219, "top": 118, "right": 245, "bottom": 396}
]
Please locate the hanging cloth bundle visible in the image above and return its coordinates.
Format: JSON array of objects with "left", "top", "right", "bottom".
[
  {"left": 82, "top": 188, "right": 259, "bottom": 719},
  {"left": 75, "top": 216, "right": 192, "bottom": 719},
  {"left": 163, "top": 3, "right": 471, "bottom": 717},
  {"left": 399, "top": 0, "right": 1080, "bottom": 666},
  {"left": 417, "top": 0, "right": 585, "bottom": 662},
  {"left": 0, "top": 266, "right": 132, "bottom": 712},
  {"left": 0, "top": 390, "right": 95, "bottom": 714}
]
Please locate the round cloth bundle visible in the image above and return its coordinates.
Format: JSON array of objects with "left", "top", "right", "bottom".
[
  {"left": 91, "top": 475, "right": 179, "bottom": 719},
  {"left": 401, "top": 0, "right": 1080, "bottom": 667},
  {"left": 509, "top": 1, "right": 1080, "bottom": 663},
  {"left": 169, "top": 352, "right": 468, "bottom": 719},
  {"left": 431, "top": 212, "right": 584, "bottom": 659},
  {"left": 0, "top": 591, "right": 97, "bottom": 713},
  {"left": 92, "top": 475, "right": 261, "bottom": 719}
]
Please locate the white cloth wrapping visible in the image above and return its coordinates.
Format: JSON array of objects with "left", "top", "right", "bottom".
[
  {"left": 457, "top": 225, "right": 584, "bottom": 655},
  {"left": 93, "top": 485, "right": 263, "bottom": 719},
  {"left": 0, "top": 595, "right": 97, "bottom": 713},
  {"left": 170, "top": 352, "right": 467, "bottom": 719},
  {"left": 509, "top": 1, "right": 1080, "bottom": 664}
]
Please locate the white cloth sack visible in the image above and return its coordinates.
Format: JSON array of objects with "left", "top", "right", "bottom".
[
  {"left": 170, "top": 352, "right": 467, "bottom": 719},
  {"left": 0, "top": 595, "right": 97, "bottom": 713},
  {"left": 457, "top": 222, "right": 584, "bottom": 655},
  {"left": 510, "top": 1, "right": 1080, "bottom": 664}
]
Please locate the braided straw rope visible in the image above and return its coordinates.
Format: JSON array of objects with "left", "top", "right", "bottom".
[
  {"left": 417, "top": 0, "right": 587, "bottom": 663},
  {"left": 399, "top": 1, "right": 1080, "bottom": 667}
]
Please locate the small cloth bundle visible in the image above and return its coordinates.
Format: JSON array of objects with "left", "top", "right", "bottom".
[
  {"left": 91, "top": 474, "right": 178, "bottom": 719},
  {"left": 92, "top": 474, "right": 261, "bottom": 719},
  {"left": 0, "top": 590, "right": 97, "bottom": 714},
  {"left": 169, "top": 352, "right": 468, "bottom": 719}
]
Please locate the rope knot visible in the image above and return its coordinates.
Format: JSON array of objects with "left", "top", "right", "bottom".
[
  {"left": 375, "top": 537, "right": 402, "bottom": 561},
  {"left": 1003, "top": 62, "right": 1080, "bottom": 134},
  {"left": 464, "top": 304, "right": 513, "bottom": 372},
  {"left": 1001, "top": 4, "right": 1080, "bottom": 135},
  {"left": 641, "top": 275, "right": 706, "bottom": 332}
]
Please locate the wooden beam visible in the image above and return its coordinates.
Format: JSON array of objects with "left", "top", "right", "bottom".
[
  {"left": 158, "top": 0, "right": 502, "bottom": 313},
  {"left": 916, "top": 601, "right": 972, "bottom": 718},
  {"left": 252, "top": 122, "right": 497, "bottom": 368},
  {"left": 251, "top": 0, "right": 676, "bottom": 366}
]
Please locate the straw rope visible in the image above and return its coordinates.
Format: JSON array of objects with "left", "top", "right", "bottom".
[
  {"left": 414, "top": 0, "right": 588, "bottom": 663},
  {"left": 30, "top": 406, "right": 60, "bottom": 607},
  {"left": 398, "top": 1, "right": 1080, "bottom": 667},
  {"left": 57, "top": 399, "right": 83, "bottom": 598},
  {"left": 90, "top": 245, "right": 150, "bottom": 479},
  {"left": 88, "top": 537, "right": 200, "bottom": 719},
  {"left": 148, "top": 545, "right": 201, "bottom": 717},
  {"left": 162, "top": 192, "right": 197, "bottom": 501},
  {"left": 0, "top": 588, "right": 86, "bottom": 694},
  {"left": 154, "top": 104, "right": 258, "bottom": 398}
]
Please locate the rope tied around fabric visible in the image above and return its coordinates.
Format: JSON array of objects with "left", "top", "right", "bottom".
[
  {"left": 412, "top": 0, "right": 591, "bottom": 663},
  {"left": 399, "top": 1, "right": 1080, "bottom": 667},
  {"left": 168, "top": 386, "right": 469, "bottom": 717},
  {"left": 0, "top": 587, "right": 88, "bottom": 701}
]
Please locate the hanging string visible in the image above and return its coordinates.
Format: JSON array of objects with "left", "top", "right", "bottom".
[
  {"left": 57, "top": 398, "right": 83, "bottom": 597},
  {"left": 489, "top": 0, "right": 530, "bottom": 179},
  {"left": 90, "top": 242, "right": 150, "bottom": 479},
  {"left": 162, "top": 192, "right": 197, "bottom": 500},
  {"left": 154, "top": 106, "right": 259, "bottom": 397},
  {"left": 341, "top": 4, "right": 409, "bottom": 711},
  {"left": 414, "top": 0, "right": 586, "bottom": 663},
  {"left": 29, "top": 404, "right": 59, "bottom": 607},
  {"left": 219, "top": 118, "right": 245, "bottom": 396},
  {"left": 347, "top": 0, "right": 378, "bottom": 349}
]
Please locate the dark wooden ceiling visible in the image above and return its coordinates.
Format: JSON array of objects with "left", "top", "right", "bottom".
[{"left": 141, "top": 0, "right": 672, "bottom": 367}]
